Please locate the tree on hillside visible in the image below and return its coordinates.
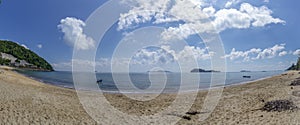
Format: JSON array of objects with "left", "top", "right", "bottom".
[
  {"left": 287, "top": 57, "right": 300, "bottom": 71},
  {"left": 0, "top": 40, "right": 54, "bottom": 71}
]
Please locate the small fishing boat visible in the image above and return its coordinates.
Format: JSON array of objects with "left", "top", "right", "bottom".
[
  {"left": 97, "top": 79, "right": 103, "bottom": 84},
  {"left": 243, "top": 76, "right": 251, "bottom": 78}
]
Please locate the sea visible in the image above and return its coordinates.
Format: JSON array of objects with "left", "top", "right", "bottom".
[{"left": 16, "top": 70, "right": 284, "bottom": 93}]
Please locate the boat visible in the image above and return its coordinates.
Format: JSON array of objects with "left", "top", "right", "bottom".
[
  {"left": 243, "top": 76, "right": 251, "bottom": 78},
  {"left": 96, "top": 79, "right": 103, "bottom": 84}
]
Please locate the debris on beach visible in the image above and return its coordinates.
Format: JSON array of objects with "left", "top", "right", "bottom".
[
  {"left": 292, "top": 91, "right": 300, "bottom": 97},
  {"left": 186, "top": 111, "right": 201, "bottom": 115},
  {"left": 182, "top": 116, "right": 191, "bottom": 120},
  {"left": 290, "top": 79, "right": 300, "bottom": 86},
  {"left": 166, "top": 113, "right": 192, "bottom": 120},
  {"left": 261, "top": 100, "right": 297, "bottom": 112}
]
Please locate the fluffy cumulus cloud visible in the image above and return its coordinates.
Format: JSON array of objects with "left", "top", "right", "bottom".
[
  {"left": 177, "top": 46, "right": 214, "bottom": 61},
  {"left": 213, "top": 8, "right": 252, "bottom": 32},
  {"left": 132, "top": 47, "right": 176, "bottom": 65},
  {"left": 256, "top": 44, "right": 286, "bottom": 59},
  {"left": 118, "top": 0, "right": 173, "bottom": 30},
  {"left": 225, "top": 0, "right": 241, "bottom": 8},
  {"left": 225, "top": 44, "right": 287, "bottom": 61},
  {"left": 294, "top": 49, "right": 300, "bottom": 56},
  {"left": 131, "top": 45, "right": 213, "bottom": 65},
  {"left": 279, "top": 51, "right": 287, "bottom": 56},
  {"left": 58, "top": 17, "right": 95, "bottom": 50},
  {"left": 239, "top": 3, "right": 285, "bottom": 27},
  {"left": 118, "top": 1, "right": 285, "bottom": 40}
]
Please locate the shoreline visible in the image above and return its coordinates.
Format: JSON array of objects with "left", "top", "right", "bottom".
[
  {"left": 14, "top": 69, "right": 284, "bottom": 94},
  {"left": 1, "top": 66, "right": 300, "bottom": 124}
]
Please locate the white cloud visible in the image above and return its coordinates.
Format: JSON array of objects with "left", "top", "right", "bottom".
[
  {"left": 118, "top": 1, "right": 285, "bottom": 41},
  {"left": 161, "top": 22, "right": 214, "bottom": 40},
  {"left": 177, "top": 46, "right": 213, "bottom": 61},
  {"left": 240, "top": 3, "right": 285, "bottom": 27},
  {"left": 279, "top": 51, "right": 287, "bottom": 56},
  {"left": 168, "top": 0, "right": 207, "bottom": 23},
  {"left": 37, "top": 44, "right": 43, "bottom": 49},
  {"left": 225, "top": 48, "right": 262, "bottom": 61},
  {"left": 203, "top": 6, "right": 216, "bottom": 16},
  {"left": 256, "top": 44, "right": 285, "bottom": 59},
  {"left": 225, "top": 44, "right": 286, "bottom": 61},
  {"left": 58, "top": 17, "right": 95, "bottom": 50},
  {"left": 293, "top": 49, "right": 300, "bottom": 56},
  {"left": 264, "top": 0, "right": 269, "bottom": 3},
  {"left": 132, "top": 47, "right": 176, "bottom": 65},
  {"left": 225, "top": 0, "right": 241, "bottom": 8},
  {"left": 213, "top": 8, "right": 252, "bottom": 32},
  {"left": 118, "top": 0, "right": 172, "bottom": 30},
  {"left": 131, "top": 45, "right": 213, "bottom": 66}
]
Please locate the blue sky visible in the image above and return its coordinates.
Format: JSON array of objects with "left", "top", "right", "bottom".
[{"left": 0, "top": 0, "right": 299, "bottom": 72}]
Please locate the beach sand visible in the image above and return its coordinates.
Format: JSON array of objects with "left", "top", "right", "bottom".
[{"left": 1, "top": 66, "right": 300, "bottom": 124}]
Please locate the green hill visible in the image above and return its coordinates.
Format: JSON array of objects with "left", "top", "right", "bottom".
[
  {"left": 0, "top": 40, "right": 54, "bottom": 71},
  {"left": 287, "top": 57, "right": 300, "bottom": 71}
]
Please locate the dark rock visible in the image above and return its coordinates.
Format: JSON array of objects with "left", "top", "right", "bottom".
[
  {"left": 182, "top": 116, "right": 191, "bottom": 120},
  {"left": 261, "top": 100, "right": 297, "bottom": 112},
  {"left": 186, "top": 111, "right": 200, "bottom": 115}
]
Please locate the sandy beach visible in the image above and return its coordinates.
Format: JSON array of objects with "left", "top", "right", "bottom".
[{"left": 1, "top": 66, "right": 300, "bottom": 124}]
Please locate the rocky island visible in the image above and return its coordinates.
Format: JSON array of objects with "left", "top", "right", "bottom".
[
  {"left": 147, "top": 70, "right": 172, "bottom": 73},
  {"left": 190, "top": 68, "right": 220, "bottom": 73},
  {"left": 0, "top": 40, "right": 53, "bottom": 71}
]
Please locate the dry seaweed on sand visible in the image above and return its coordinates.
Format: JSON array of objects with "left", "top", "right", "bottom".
[
  {"left": 261, "top": 100, "right": 298, "bottom": 112},
  {"left": 166, "top": 113, "right": 192, "bottom": 120},
  {"left": 186, "top": 111, "right": 201, "bottom": 115},
  {"left": 290, "top": 79, "right": 300, "bottom": 86}
]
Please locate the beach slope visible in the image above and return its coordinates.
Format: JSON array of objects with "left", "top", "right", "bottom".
[{"left": 1, "top": 66, "right": 300, "bottom": 124}]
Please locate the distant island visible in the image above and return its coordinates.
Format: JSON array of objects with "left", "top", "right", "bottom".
[
  {"left": 0, "top": 40, "right": 54, "bottom": 71},
  {"left": 190, "top": 68, "right": 220, "bottom": 73},
  {"left": 240, "top": 70, "right": 251, "bottom": 72},
  {"left": 287, "top": 57, "right": 300, "bottom": 71},
  {"left": 147, "top": 70, "right": 172, "bottom": 73}
]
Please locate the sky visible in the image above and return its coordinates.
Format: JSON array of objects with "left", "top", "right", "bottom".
[{"left": 0, "top": 0, "right": 299, "bottom": 72}]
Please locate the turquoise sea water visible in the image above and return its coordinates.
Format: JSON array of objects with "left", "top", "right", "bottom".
[{"left": 17, "top": 70, "right": 283, "bottom": 93}]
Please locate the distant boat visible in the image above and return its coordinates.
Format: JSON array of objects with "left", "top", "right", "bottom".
[
  {"left": 96, "top": 79, "right": 103, "bottom": 84},
  {"left": 243, "top": 76, "right": 251, "bottom": 78}
]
